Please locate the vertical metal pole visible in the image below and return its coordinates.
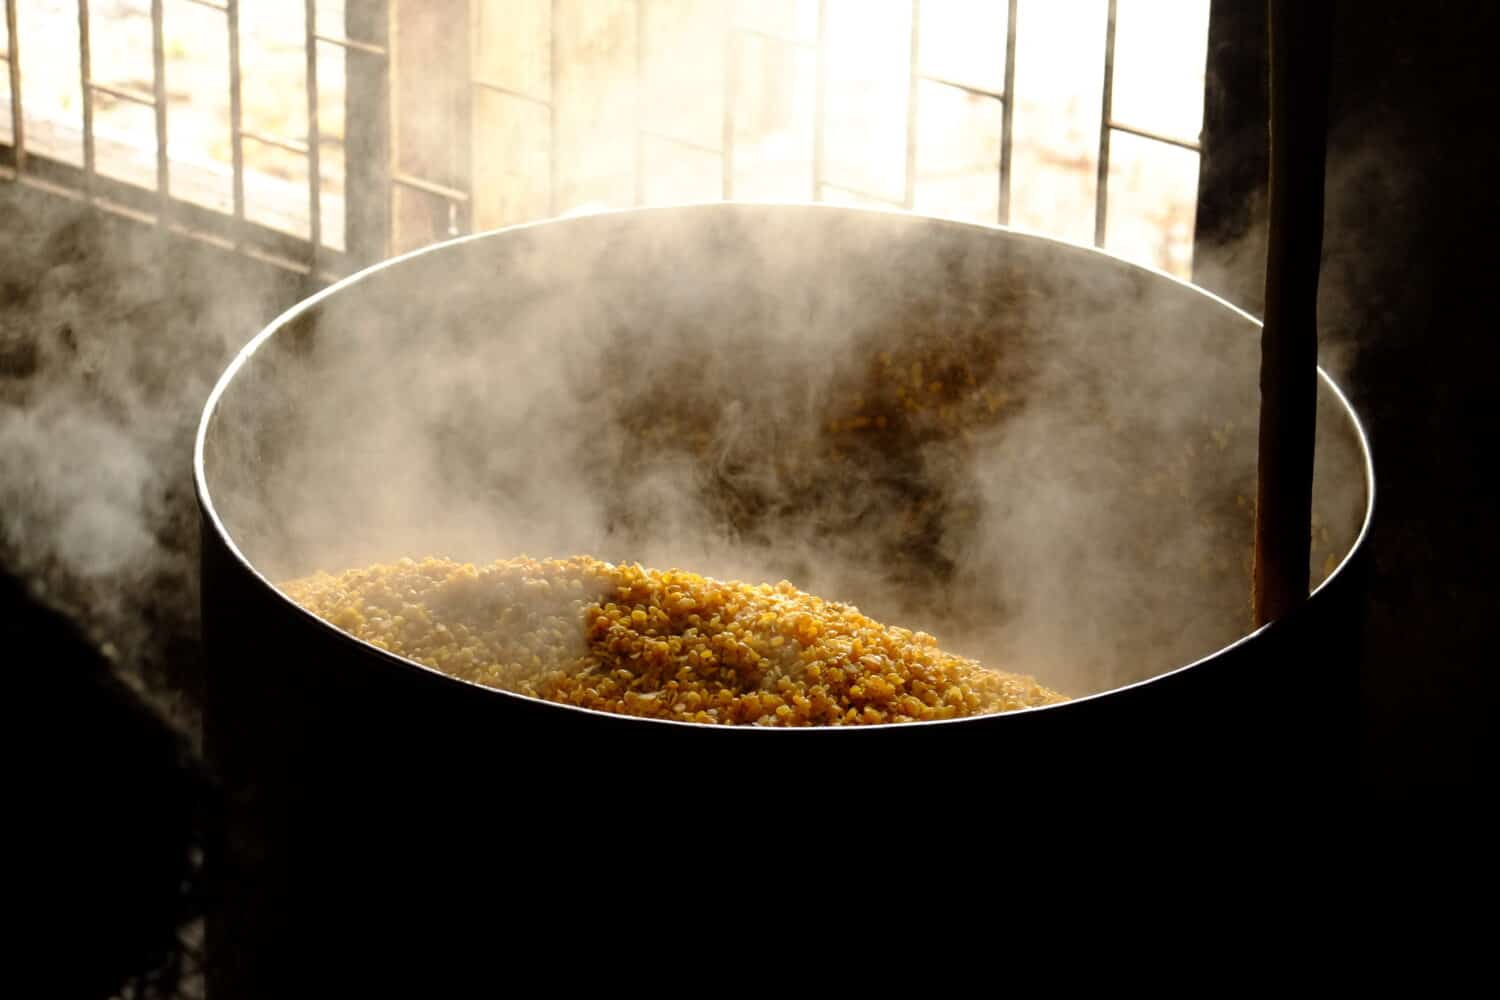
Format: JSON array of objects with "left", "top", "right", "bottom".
[
  {"left": 634, "top": 0, "right": 646, "bottom": 205},
  {"left": 305, "top": 0, "right": 322, "bottom": 265},
  {"left": 77, "top": 0, "right": 95, "bottom": 199},
  {"left": 721, "top": 16, "right": 736, "bottom": 199},
  {"left": 346, "top": 0, "right": 391, "bottom": 264},
  {"left": 390, "top": 0, "right": 470, "bottom": 248},
  {"left": 812, "top": 0, "right": 827, "bottom": 201},
  {"left": 549, "top": 0, "right": 560, "bottom": 215},
  {"left": 1094, "top": 0, "right": 1117, "bottom": 247},
  {"left": 903, "top": 0, "right": 919, "bottom": 209},
  {"left": 4, "top": 0, "right": 22, "bottom": 173},
  {"left": 452, "top": 0, "right": 471, "bottom": 235},
  {"left": 228, "top": 0, "right": 246, "bottom": 242},
  {"left": 151, "top": 0, "right": 169, "bottom": 222},
  {"left": 999, "top": 0, "right": 1017, "bottom": 224}
]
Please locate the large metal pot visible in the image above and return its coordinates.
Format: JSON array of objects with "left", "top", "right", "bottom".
[{"left": 196, "top": 204, "right": 1372, "bottom": 990}]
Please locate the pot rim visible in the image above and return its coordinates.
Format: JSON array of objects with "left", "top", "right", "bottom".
[{"left": 194, "top": 201, "right": 1376, "bottom": 732}]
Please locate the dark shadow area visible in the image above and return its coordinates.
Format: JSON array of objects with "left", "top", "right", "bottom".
[
  {"left": 1325, "top": 0, "right": 1493, "bottom": 796},
  {"left": 1197, "top": 0, "right": 1494, "bottom": 797},
  {"left": 2, "top": 187, "right": 301, "bottom": 996},
  {"left": 8, "top": 567, "right": 209, "bottom": 996}
]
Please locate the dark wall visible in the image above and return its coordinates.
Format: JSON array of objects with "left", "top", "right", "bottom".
[
  {"left": 1328, "top": 1, "right": 1497, "bottom": 795},
  {"left": 1254, "top": 0, "right": 1500, "bottom": 797},
  {"left": 1198, "top": 0, "right": 1495, "bottom": 795}
]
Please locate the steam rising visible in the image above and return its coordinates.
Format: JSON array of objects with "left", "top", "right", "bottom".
[
  {"left": 0, "top": 202, "right": 1370, "bottom": 720},
  {"left": 204, "top": 204, "right": 1368, "bottom": 698},
  {"left": 0, "top": 194, "right": 299, "bottom": 703},
  {"left": 2, "top": 4, "right": 1376, "bottom": 713}
]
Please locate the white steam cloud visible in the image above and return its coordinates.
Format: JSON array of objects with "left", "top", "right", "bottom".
[{"left": 203, "top": 204, "right": 1367, "bottom": 699}]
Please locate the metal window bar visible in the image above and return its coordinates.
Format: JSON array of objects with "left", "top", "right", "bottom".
[
  {"left": 76, "top": 1, "right": 171, "bottom": 220},
  {"left": 344, "top": 0, "right": 390, "bottom": 265},
  {"left": 998, "top": 0, "right": 1017, "bottom": 222},
  {"left": 316, "top": 32, "right": 387, "bottom": 58},
  {"left": 467, "top": 0, "right": 558, "bottom": 223},
  {"left": 710, "top": 1, "right": 846, "bottom": 205},
  {"left": 548, "top": 0, "right": 559, "bottom": 217},
  {"left": 305, "top": 0, "right": 322, "bottom": 271},
  {"left": 637, "top": 1, "right": 881, "bottom": 209},
  {"left": 810, "top": 0, "right": 828, "bottom": 200},
  {"left": 904, "top": 0, "right": 919, "bottom": 208},
  {"left": 77, "top": 0, "right": 95, "bottom": 200},
  {"left": 532, "top": 0, "right": 1193, "bottom": 236},
  {"left": 389, "top": 171, "right": 468, "bottom": 204},
  {"left": 906, "top": 0, "right": 1019, "bottom": 223},
  {"left": 0, "top": 7, "right": 326, "bottom": 274},
  {"left": 230, "top": 3, "right": 320, "bottom": 263},
  {"left": 1112, "top": 120, "right": 1201, "bottom": 152},
  {"left": 240, "top": 128, "right": 308, "bottom": 156},
  {"left": 0, "top": 132, "right": 330, "bottom": 272},
  {"left": 1094, "top": 0, "right": 1203, "bottom": 247},
  {"left": 471, "top": 80, "right": 548, "bottom": 107},
  {"left": 633, "top": 0, "right": 645, "bottom": 204},
  {"left": 0, "top": 0, "right": 1213, "bottom": 284},
  {"left": 4, "top": 0, "right": 21, "bottom": 175},
  {"left": 170, "top": 0, "right": 342, "bottom": 269},
  {"left": 188, "top": 0, "right": 379, "bottom": 269},
  {"left": 89, "top": 82, "right": 157, "bottom": 107},
  {"left": 151, "top": 0, "right": 168, "bottom": 222},
  {"left": 227, "top": 0, "right": 246, "bottom": 244},
  {"left": 1095, "top": 0, "right": 1116, "bottom": 246}
]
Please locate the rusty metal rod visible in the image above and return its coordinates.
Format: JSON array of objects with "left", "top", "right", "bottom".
[
  {"left": 228, "top": 0, "right": 246, "bottom": 237},
  {"left": 903, "top": 0, "right": 919, "bottom": 208},
  {"left": 5, "top": 146, "right": 339, "bottom": 270},
  {"left": 1094, "top": 0, "right": 1117, "bottom": 246},
  {"left": 812, "top": 0, "right": 827, "bottom": 200},
  {"left": 314, "top": 33, "right": 386, "bottom": 58},
  {"left": 89, "top": 82, "right": 157, "bottom": 107},
  {"left": 721, "top": 22, "right": 736, "bottom": 199},
  {"left": 548, "top": 0, "right": 560, "bottom": 215},
  {"left": 391, "top": 170, "right": 469, "bottom": 203},
  {"left": 151, "top": 0, "right": 169, "bottom": 222},
  {"left": 5, "top": 0, "right": 22, "bottom": 173},
  {"left": 77, "top": 0, "right": 96, "bottom": 199},
  {"left": 920, "top": 72, "right": 1003, "bottom": 102},
  {"left": 1108, "top": 119, "right": 1200, "bottom": 152},
  {"left": 472, "top": 78, "right": 548, "bottom": 107},
  {"left": 1253, "top": 0, "right": 1331, "bottom": 625},
  {"left": 239, "top": 128, "right": 309, "bottom": 156},
  {"left": 998, "top": 0, "right": 1016, "bottom": 223},
  {"left": 306, "top": 0, "right": 322, "bottom": 265}
]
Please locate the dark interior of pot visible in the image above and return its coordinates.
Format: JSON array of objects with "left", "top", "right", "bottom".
[{"left": 200, "top": 204, "right": 1369, "bottom": 698}]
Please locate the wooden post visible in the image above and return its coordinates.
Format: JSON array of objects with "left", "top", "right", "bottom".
[{"left": 1253, "top": 0, "right": 1331, "bottom": 626}]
